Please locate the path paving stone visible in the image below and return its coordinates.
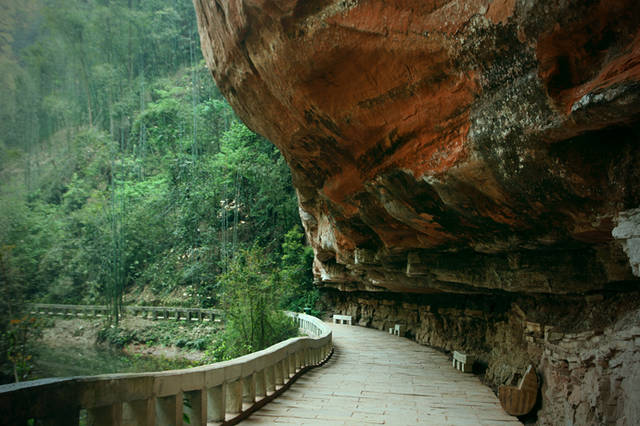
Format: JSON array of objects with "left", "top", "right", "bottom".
[{"left": 236, "top": 323, "right": 522, "bottom": 425}]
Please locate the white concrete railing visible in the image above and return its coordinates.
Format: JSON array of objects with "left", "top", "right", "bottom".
[
  {"left": 29, "top": 304, "right": 221, "bottom": 322},
  {"left": 0, "top": 312, "right": 332, "bottom": 425}
]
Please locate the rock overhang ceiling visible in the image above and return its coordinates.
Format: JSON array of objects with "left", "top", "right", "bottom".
[{"left": 194, "top": 0, "right": 640, "bottom": 294}]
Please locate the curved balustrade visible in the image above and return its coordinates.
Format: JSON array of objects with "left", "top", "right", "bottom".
[
  {"left": 29, "top": 304, "right": 221, "bottom": 322},
  {"left": 0, "top": 312, "right": 332, "bottom": 425}
]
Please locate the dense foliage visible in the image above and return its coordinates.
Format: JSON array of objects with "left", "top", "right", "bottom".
[
  {"left": 0, "top": 0, "right": 316, "bottom": 382},
  {"left": 216, "top": 246, "right": 299, "bottom": 359},
  {"left": 97, "top": 320, "right": 217, "bottom": 352}
]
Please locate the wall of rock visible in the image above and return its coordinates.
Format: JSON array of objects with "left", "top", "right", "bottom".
[{"left": 323, "top": 289, "right": 640, "bottom": 425}]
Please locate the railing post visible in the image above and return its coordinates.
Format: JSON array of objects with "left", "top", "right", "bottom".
[
  {"left": 274, "top": 360, "right": 284, "bottom": 387},
  {"left": 288, "top": 353, "right": 295, "bottom": 376},
  {"left": 123, "top": 399, "right": 155, "bottom": 426},
  {"left": 185, "top": 389, "right": 206, "bottom": 426},
  {"left": 255, "top": 369, "right": 266, "bottom": 399},
  {"left": 226, "top": 380, "right": 243, "bottom": 414},
  {"left": 281, "top": 358, "right": 289, "bottom": 381},
  {"left": 265, "top": 365, "right": 275, "bottom": 394},
  {"left": 242, "top": 374, "right": 256, "bottom": 404},
  {"left": 207, "top": 384, "right": 226, "bottom": 422},
  {"left": 88, "top": 402, "right": 123, "bottom": 426},
  {"left": 155, "top": 393, "right": 183, "bottom": 426}
]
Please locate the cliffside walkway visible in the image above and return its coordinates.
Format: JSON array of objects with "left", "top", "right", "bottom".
[{"left": 242, "top": 323, "right": 522, "bottom": 425}]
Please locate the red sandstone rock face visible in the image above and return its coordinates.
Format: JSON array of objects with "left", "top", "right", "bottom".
[{"left": 195, "top": 0, "right": 640, "bottom": 294}]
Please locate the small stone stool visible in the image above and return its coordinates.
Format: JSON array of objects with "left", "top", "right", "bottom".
[
  {"left": 452, "top": 351, "right": 475, "bottom": 373},
  {"left": 332, "top": 314, "right": 352, "bottom": 325}
]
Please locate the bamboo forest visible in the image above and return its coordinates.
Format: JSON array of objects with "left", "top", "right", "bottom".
[{"left": 0, "top": 0, "right": 317, "bottom": 384}]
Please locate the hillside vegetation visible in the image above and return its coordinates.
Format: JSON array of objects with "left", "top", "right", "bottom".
[{"left": 0, "top": 0, "right": 317, "bottom": 383}]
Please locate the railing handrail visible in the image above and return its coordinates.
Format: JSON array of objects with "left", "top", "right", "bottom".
[
  {"left": 0, "top": 311, "right": 332, "bottom": 425},
  {"left": 30, "top": 303, "right": 222, "bottom": 314}
]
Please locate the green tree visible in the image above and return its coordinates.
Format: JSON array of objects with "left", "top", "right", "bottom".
[
  {"left": 217, "top": 246, "right": 297, "bottom": 358},
  {"left": 5, "top": 316, "right": 42, "bottom": 382},
  {"left": 280, "top": 226, "right": 318, "bottom": 314},
  {"left": 0, "top": 0, "right": 304, "bottom": 358}
]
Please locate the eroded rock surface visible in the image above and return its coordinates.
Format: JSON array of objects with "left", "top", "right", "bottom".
[
  {"left": 194, "top": 1, "right": 640, "bottom": 424},
  {"left": 195, "top": 0, "right": 640, "bottom": 294}
]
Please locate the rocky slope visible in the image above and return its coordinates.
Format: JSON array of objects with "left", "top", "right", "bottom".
[{"left": 194, "top": 0, "right": 640, "bottom": 424}]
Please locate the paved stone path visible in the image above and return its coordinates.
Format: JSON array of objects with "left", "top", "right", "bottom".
[{"left": 240, "top": 323, "right": 522, "bottom": 425}]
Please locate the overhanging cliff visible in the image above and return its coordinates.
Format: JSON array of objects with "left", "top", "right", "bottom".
[
  {"left": 194, "top": 0, "right": 640, "bottom": 295},
  {"left": 194, "top": 1, "right": 640, "bottom": 423}
]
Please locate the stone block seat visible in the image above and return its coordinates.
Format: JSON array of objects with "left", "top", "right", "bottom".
[
  {"left": 452, "top": 351, "right": 475, "bottom": 373},
  {"left": 332, "top": 314, "right": 352, "bottom": 325},
  {"left": 392, "top": 324, "right": 406, "bottom": 336},
  {"left": 499, "top": 364, "right": 538, "bottom": 416}
]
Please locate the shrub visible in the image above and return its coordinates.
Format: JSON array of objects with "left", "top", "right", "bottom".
[{"left": 217, "top": 246, "right": 298, "bottom": 359}]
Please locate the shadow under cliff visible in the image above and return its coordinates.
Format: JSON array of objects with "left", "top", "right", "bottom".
[{"left": 321, "top": 285, "right": 640, "bottom": 425}]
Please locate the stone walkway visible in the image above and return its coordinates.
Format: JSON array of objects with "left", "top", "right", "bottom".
[{"left": 239, "top": 323, "right": 522, "bottom": 425}]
